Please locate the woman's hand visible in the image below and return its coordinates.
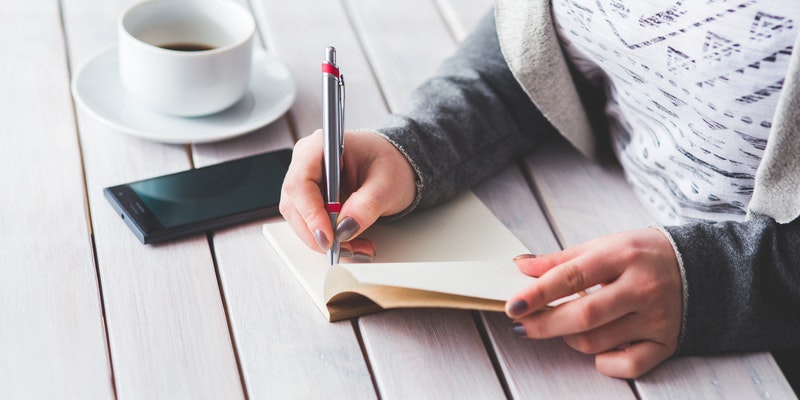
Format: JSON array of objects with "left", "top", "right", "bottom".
[
  {"left": 505, "top": 228, "right": 683, "bottom": 378},
  {"left": 279, "top": 130, "right": 417, "bottom": 259}
]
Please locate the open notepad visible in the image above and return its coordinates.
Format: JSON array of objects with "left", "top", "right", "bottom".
[{"left": 263, "top": 191, "right": 540, "bottom": 322}]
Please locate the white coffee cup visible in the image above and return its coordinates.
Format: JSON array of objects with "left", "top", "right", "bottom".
[{"left": 118, "top": 0, "right": 255, "bottom": 117}]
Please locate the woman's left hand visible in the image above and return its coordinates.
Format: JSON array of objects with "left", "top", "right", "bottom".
[{"left": 505, "top": 227, "right": 683, "bottom": 379}]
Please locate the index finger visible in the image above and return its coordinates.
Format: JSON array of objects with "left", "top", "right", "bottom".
[
  {"left": 510, "top": 249, "right": 623, "bottom": 315},
  {"left": 279, "top": 133, "right": 335, "bottom": 251}
]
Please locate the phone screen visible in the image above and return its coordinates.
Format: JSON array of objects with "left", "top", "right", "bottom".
[{"left": 104, "top": 148, "right": 292, "bottom": 243}]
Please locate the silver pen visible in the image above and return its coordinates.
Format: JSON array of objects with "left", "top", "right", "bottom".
[{"left": 322, "top": 46, "right": 344, "bottom": 265}]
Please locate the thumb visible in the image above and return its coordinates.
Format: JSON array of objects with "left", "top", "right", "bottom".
[
  {"left": 335, "top": 186, "right": 394, "bottom": 242},
  {"left": 336, "top": 162, "right": 416, "bottom": 243},
  {"left": 595, "top": 341, "right": 674, "bottom": 379}
]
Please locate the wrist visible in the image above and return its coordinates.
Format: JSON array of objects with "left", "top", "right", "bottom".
[
  {"left": 649, "top": 225, "right": 688, "bottom": 350},
  {"left": 364, "top": 129, "right": 423, "bottom": 219}
]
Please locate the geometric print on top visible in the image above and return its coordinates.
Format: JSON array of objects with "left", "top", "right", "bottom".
[{"left": 551, "top": 0, "right": 798, "bottom": 224}]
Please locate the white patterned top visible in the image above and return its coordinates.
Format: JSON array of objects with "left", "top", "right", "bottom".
[{"left": 552, "top": 0, "right": 798, "bottom": 224}]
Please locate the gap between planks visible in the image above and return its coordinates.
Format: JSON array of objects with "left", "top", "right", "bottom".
[{"left": 57, "top": 0, "right": 118, "bottom": 396}]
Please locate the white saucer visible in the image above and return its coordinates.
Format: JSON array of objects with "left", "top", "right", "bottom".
[{"left": 72, "top": 46, "right": 296, "bottom": 143}]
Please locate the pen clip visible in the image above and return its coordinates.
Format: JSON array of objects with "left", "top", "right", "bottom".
[{"left": 338, "top": 75, "right": 345, "bottom": 154}]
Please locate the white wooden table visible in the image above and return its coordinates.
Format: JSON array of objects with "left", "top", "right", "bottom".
[{"left": 2, "top": 0, "right": 795, "bottom": 398}]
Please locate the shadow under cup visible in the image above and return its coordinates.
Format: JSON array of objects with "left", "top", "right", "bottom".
[{"left": 119, "top": 0, "right": 255, "bottom": 117}]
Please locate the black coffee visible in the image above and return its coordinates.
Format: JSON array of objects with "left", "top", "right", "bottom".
[{"left": 158, "top": 43, "right": 215, "bottom": 52}]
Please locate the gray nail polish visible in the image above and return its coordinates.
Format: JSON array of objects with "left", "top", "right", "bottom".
[
  {"left": 338, "top": 249, "right": 373, "bottom": 263},
  {"left": 507, "top": 300, "right": 528, "bottom": 317},
  {"left": 511, "top": 323, "right": 527, "bottom": 337},
  {"left": 335, "top": 217, "right": 360, "bottom": 242},
  {"left": 350, "top": 252, "right": 374, "bottom": 263},
  {"left": 313, "top": 229, "right": 330, "bottom": 250},
  {"left": 339, "top": 249, "right": 354, "bottom": 258}
]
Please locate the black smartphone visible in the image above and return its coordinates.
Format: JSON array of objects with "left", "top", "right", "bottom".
[{"left": 104, "top": 148, "right": 292, "bottom": 244}]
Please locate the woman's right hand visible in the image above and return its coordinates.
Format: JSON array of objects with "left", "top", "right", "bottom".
[{"left": 279, "top": 130, "right": 418, "bottom": 259}]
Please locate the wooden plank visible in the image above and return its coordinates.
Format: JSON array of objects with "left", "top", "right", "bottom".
[
  {"left": 343, "top": 0, "right": 457, "bottom": 113},
  {"left": 189, "top": 7, "right": 375, "bottom": 394},
  {"left": 483, "top": 312, "right": 635, "bottom": 399},
  {"left": 638, "top": 353, "right": 796, "bottom": 400},
  {"left": 214, "top": 0, "right": 412, "bottom": 398},
  {"left": 190, "top": 119, "right": 293, "bottom": 165},
  {"left": 472, "top": 166, "right": 561, "bottom": 253},
  {"left": 435, "top": 0, "right": 493, "bottom": 41},
  {"left": 251, "top": 0, "right": 388, "bottom": 137},
  {"left": 198, "top": 221, "right": 376, "bottom": 398},
  {"left": 524, "top": 139, "right": 655, "bottom": 247},
  {"left": 61, "top": 0, "right": 243, "bottom": 397},
  {"left": 0, "top": 1, "right": 113, "bottom": 398},
  {"left": 342, "top": 0, "right": 506, "bottom": 397},
  {"left": 524, "top": 139, "right": 796, "bottom": 398},
  {"left": 360, "top": 309, "right": 504, "bottom": 398}
]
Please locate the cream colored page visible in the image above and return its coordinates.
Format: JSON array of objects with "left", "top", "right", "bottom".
[
  {"left": 340, "top": 261, "right": 535, "bottom": 301},
  {"left": 262, "top": 191, "right": 531, "bottom": 311},
  {"left": 359, "top": 191, "right": 529, "bottom": 263},
  {"left": 263, "top": 222, "right": 333, "bottom": 316}
]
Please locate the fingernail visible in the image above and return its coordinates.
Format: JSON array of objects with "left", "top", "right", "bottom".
[
  {"left": 351, "top": 252, "right": 374, "bottom": 263},
  {"left": 339, "top": 249, "right": 375, "bottom": 263},
  {"left": 313, "top": 229, "right": 330, "bottom": 251},
  {"left": 339, "top": 249, "right": 374, "bottom": 263},
  {"left": 511, "top": 323, "right": 527, "bottom": 337},
  {"left": 507, "top": 299, "right": 528, "bottom": 317},
  {"left": 513, "top": 254, "right": 537, "bottom": 261},
  {"left": 335, "top": 217, "right": 360, "bottom": 242}
]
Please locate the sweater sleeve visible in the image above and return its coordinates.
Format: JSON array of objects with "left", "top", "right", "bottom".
[
  {"left": 375, "top": 11, "right": 556, "bottom": 210},
  {"left": 665, "top": 216, "right": 800, "bottom": 355}
]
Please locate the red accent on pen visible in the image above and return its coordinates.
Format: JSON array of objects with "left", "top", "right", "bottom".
[
  {"left": 321, "top": 63, "right": 339, "bottom": 78},
  {"left": 325, "top": 203, "right": 342, "bottom": 213}
]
